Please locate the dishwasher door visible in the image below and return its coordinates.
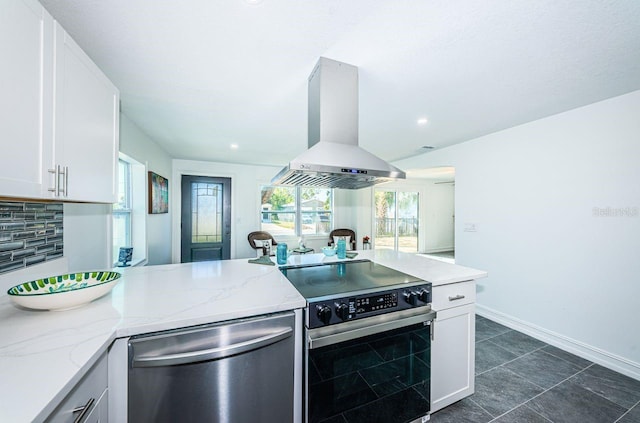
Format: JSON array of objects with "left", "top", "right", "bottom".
[{"left": 128, "top": 312, "right": 295, "bottom": 423}]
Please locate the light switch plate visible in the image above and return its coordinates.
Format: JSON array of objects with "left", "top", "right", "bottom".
[{"left": 463, "top": 223, "right": 477, "bottom": 232}]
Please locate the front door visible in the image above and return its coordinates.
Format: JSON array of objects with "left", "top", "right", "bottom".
[{"left": 181, "top": 175, "right": 231, "bottom": 262}]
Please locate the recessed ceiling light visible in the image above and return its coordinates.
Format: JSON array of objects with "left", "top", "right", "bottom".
[
  {"left": 230, "top": 144, "right": 239, "bottom": 150},
  {"left": 245, "top": 0, "right": 263, "bottom": 4},
  {"left": 417, "top": 117, "right": 429, "bottom": 125}
]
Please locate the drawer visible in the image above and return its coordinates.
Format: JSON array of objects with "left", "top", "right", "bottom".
[
  {"left": 45, "top": 352, "right": 107, "bottom": 422},
  {"left": 432, "top": 280, "right": 475, "bottom": 311}
]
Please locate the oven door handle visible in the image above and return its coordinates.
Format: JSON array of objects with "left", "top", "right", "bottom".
[{"left": 307, "top": 309, "right": 436, "bottom": 349}]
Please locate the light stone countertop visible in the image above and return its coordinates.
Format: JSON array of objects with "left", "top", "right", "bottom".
[
  {"left": 0, "top": 251, "right": 486, "bottom": 422},
  {"left": 287, "top": 249, "right": 487, "bottom": 287}
]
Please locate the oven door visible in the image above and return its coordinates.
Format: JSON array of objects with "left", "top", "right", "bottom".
[{"left": 306, "top": 307, "right": 436, "bottom": 423}]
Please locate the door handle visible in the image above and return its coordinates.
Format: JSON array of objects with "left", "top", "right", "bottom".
[
  {"left": 132, "top": 327, "right": 293, "bottom": 367},
  {"left": 72, "top": 397, "right": 95, "bottom": 423}
]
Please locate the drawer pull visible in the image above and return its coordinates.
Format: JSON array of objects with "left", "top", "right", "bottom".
[
  {"left": 448, "top": 294, "right": 466, "bottom": 301},
  {"left": 72, "top": 397, "right": 95, "bottom": 423}
]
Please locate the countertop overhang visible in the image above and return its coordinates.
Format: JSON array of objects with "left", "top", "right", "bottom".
[{"left": 0, "top": 250, "right": 486, "bottom": 422}]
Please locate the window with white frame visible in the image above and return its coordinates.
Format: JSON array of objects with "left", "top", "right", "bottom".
[
  {"left": 260, "top": 186, "right": 333, "bottom": 237},
  {"left": 113, "top": 154, "right": 146, "bottom": 265},
  {"left": 113, "top": 159, "right": 131, "bottom": 259}
]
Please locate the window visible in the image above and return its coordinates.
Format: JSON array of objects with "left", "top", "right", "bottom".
[
  {"left": 113, "top": 159, "right": 131, "bottom": 260},
  {"left": 112, "top": 154, "right": 146, "bottom": 265},
  {"left": 260, "top": 186, "right": 333, "bottom": 237},
  {"left": 374, "top": 189, "right": 419, "bottom": 253}
]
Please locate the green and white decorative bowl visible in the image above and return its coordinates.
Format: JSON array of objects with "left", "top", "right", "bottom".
[{"left": 7, "top": 271, "right": 121, "bottom": 311}]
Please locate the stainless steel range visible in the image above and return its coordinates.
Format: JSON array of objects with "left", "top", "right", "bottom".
[{"left": 281, "top": 259, "right": 436, "bottom": 423}]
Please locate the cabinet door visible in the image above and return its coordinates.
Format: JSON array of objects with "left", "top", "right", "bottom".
[
  {"left": 52, "top": 23, "right": 119, "bottom": 203},
  {"left": 45, "top": 353, "right": 108, "bottom": 422},
  {"left": 0, "top": 0, "right": 53, "bottom": 199},
  {"left": 430, "top": 303, "right": 475, "bottom": 412}
]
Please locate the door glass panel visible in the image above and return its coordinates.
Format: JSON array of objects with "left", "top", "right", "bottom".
[
  {"left": 397, "top": 192, "right": 419, "bottom": 253},
  {"left": 375, "top": 190, "right": 419, "bottom": 252},
  {"left": 375, "top": 191, "right": 396, "bottom": 250},
  {"left": 191, "top": 182, "right": 223, "bottom": 243}
]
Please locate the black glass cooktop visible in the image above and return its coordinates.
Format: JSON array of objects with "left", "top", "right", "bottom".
[{"left": 280, "top": 260, "right": 422, "bottom": 300}]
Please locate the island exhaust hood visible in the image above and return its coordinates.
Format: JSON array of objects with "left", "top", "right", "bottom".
[{"left": 271, "top": 58, "right": 405, "bottom": 189}]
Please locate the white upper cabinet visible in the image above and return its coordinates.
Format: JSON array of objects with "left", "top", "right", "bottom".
[
  {"left": 0, "top": 0, "right": 119, "bottom": 203},
  {"left": 0, "top": 0, "right": 53, "bottom": 199},
  {"left": 51, "top": 22, "right": 119, "bottom": 203}
]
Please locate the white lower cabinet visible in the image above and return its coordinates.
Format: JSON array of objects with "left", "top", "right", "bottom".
[
  {"left": 81, "top": 388, "right": 109, "bottom": 423},
  {"left": 431, "top": 281, "right": 476, "bottom": 413},
  {"left": 45, "top": 353, "right": 108, "bottom": 422}
]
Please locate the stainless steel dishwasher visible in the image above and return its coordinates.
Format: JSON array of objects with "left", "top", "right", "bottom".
[{"left": 128, "top": 312, "right": 295, "bottom": 423}]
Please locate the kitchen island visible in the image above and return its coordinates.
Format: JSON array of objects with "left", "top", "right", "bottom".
[{"left": 0, "top": 250, "right": 486, "bottom": 422}]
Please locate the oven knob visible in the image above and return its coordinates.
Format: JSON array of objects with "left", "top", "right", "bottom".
[
  {"left": 335, "top": 303, "right": 349, "bottom": 321},
  {"left": 316, "top": 305, "right": 332, "bottom": 325},
  {"left": 418, "top": 289, "right": 430, "bottom": 303},
  {"left": 404, "top": 291, "right": 418, "bottom": 306}
]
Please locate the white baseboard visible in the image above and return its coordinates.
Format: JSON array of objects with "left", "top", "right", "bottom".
[
  {"left": 421, "top": 247, "right": 454, "bottom": 254},
  {"left": 476, "top": 304, "right": 640, "bottom": 382}
]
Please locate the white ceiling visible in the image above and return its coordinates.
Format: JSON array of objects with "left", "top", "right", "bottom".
[{"left": 40, "top": 0, "right": 640, "bottom": 168}]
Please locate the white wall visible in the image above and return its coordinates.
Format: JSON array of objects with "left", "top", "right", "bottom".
[
  {"left": 395, "top": 89, "right": 640, "bottom": 379},
  {"left": 119, "top": 114, "right": 173, "bottom": 265},
  {"left": 424, "top": 182, "right": 455, "bottom": 253},
  {"left": 341, "top": 188, "right": 372, "bottom": 250},
  {"left": 64, "top": 203, "right": 112, "bottom": 271}
]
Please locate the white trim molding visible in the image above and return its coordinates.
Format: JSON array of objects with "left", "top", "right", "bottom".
[{"left": 476, "top": 304, "right": 640, "bottom": 382}]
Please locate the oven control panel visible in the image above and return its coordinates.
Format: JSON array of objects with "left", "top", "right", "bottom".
[{"left": 307, "top": 283, "right": 432, "bottom": 328}]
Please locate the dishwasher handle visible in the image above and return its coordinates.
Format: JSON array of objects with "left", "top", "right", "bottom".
[{"left": 131, "top": 326, "right": 293, "bottom": 368}]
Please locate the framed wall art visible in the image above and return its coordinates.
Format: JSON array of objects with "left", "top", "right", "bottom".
[{"left": 148, "top": 171, "right": 169, "bottom": 214}]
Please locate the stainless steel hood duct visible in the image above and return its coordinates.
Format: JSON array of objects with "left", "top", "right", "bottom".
[{"left": 271, "top": 58, "right": 406, "bottom": 189}]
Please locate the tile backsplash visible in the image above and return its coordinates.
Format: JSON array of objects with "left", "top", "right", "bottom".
[{"left": 0, "top": 201, "right": 63, "bottom": 275}]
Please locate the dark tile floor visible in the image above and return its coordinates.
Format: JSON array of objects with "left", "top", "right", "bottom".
[{"left": 431, "top": 315, "right": 640, "bottom": 423}]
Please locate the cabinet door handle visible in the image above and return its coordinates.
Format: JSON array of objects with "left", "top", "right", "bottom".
[
  {"left": 48, "top": 166, "right": 60, "bottom": 196},
  {"left": 72, "top": 397, "right": 95, "bottom": 423},
  {"left": 430, "top": 320, "right": 435, "bottom": 341},
  {"left": 448, "top": 294, "right": 465, "bottom": 301},
  {"left": 59, "top": 166, "right": 68, "bottom": 196},
  {"left": 64, "top": 166, "right": 69, "bottom": 197}
]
